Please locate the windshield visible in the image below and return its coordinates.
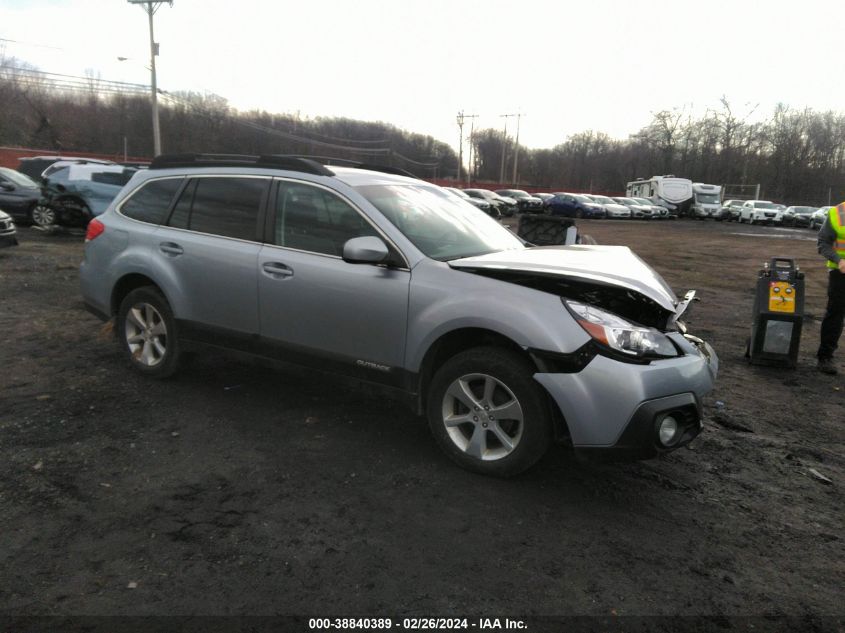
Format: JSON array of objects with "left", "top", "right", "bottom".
[
  {"left": 695, "top": 193, "right": 720, "bottom": 204},
  {"left": 572, "top": 194, "right": 591, "bottom": 203},
  {"left": 356, "top": 184, "right": 523, "bottom": 261},
  {"left": 633, "top": 197, "right": 654, "bottom": 205},
  {"left": 614, "top": 198, "right": 636, "bottom": 206},
  {"left": 0, "top": 167, "right": 40, "bottom": 189},
  {"left": 753, "top": 202, "right": 777, "bottom": 209},
  {"left": 591, "top": 196, "right": 613, "bottom": 204},
  {"left": 791, "top": 206, "right": 815, "bottom": 214}
]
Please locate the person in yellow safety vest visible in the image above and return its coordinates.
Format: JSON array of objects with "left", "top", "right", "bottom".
[{"left": 816, "top": 202, "right": 845, "bottom": 374}]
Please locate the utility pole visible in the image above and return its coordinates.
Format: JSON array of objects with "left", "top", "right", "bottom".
[
  {"left": 466, "top": 115, "right": 478, "bottom": 186},
  {"left": 457, "top": 111, "right": 478, "bottom": 185},
  {"left": 511, "top": 112, "right": 524, "bottom": 185},
  {"left": 127, "top": 0, "right": 172, "bottom": 156},
  {"left": 456, "top": 111, "right": 463, "bottom": 182},
  {"left": 499, "top": 113, "right": 517, "bottom": 185}
]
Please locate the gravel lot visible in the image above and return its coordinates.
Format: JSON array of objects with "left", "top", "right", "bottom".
[{"left": 0, "top": 219, "right": 842, "bottom": 626}]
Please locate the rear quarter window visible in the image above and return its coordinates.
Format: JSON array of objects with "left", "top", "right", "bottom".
[{"left": 120, "top": 178, "right": 184, "bottom": 225}]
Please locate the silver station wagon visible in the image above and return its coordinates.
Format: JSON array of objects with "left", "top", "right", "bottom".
[{"left": 80, "top": 154, "right": 718, "bottom": 476}]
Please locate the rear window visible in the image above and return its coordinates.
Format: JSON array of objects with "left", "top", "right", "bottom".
[
  {"left": 92, "top": 170, "right": 136, "bottom": 186},
  {"left": 179, "top": 176, "right": 268, "bottom": 241},
  {"left": 120, "top": 178, "right": 183, "bottom": 225}
]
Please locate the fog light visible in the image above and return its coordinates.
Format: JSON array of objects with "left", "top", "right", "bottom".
[{"left": 658, "top": 415, "right": 679, "bottom": 446}]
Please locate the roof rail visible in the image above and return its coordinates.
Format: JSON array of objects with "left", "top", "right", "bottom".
[
  {"left": 149, "top": 153, "right": 335, "bottom": 176},
  {"left": 355, "top": 163, "right": 419, "bottom": 179},
  {"left": 268, "top": 154, "right": 421, "bottom": 179}
]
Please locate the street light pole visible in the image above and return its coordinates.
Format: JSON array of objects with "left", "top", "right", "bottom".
[
  {"left": 128, "top": 0, "right": 172, "bottom": 156},
  {"left": 147, "top": 5, "right": 161, "bottom": 156}
]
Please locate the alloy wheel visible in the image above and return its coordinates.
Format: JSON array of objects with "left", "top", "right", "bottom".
[
  {"left": 31, "top": 204, "right": 56, "bottom": 227},
  {"left": 440, "top": 373, "right": 524, "bottom": 461},
  {"left": 124, "top": 302, "right": 168, "bottom": 367}
]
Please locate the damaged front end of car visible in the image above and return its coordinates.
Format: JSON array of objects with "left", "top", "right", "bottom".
[{"left": 448, "top": 245, "right": 719, "bottom": 459}]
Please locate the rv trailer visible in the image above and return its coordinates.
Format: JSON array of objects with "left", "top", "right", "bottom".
[{"left": 627, "top": 175, "right": 694, "bottom": 217}]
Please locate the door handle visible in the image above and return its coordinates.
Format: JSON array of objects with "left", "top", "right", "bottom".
[
  {"left": 262, "top": 262, "right": 294, "bottom": 278},
  {"left": 159, "top": 242, "right": 183, "bottom": 256}
]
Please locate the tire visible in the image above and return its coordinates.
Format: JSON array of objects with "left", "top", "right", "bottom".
[
  {"left": 30, "top": 203, "right": 57, "bottom": 227},
  {"left": 426, "top": 346, "right": 552, "bottom": 477},
  {"left": 57, "top": 199, "right": 92, "bottom": 227},
  {"left": 117, "top": 286, "right": 181, "bottom": 378}
]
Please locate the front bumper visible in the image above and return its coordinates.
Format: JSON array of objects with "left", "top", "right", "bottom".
[
  {"left": 0, "top": 218, "right": 18, "bottom": 247},
  {"left": 534, "top": 335, "right": 718, "bottom": 457}
]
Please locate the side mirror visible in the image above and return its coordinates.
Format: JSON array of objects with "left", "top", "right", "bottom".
[{"left": 342, "top": 236, "right": 389, "bottom": 265}]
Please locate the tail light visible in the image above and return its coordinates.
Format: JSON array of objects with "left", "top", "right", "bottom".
[{"left": 85, "top": 218, "right": 105, "bottom": 242}]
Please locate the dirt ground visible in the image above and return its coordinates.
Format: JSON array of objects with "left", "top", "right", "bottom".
[{"left": 0, "top": 219, "right": 842, "bottom": 626}]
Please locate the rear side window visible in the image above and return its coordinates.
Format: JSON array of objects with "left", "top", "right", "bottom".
[
  {"left": 120, "top": 178, "right": 183, "bottom": 225},
  {"left": 186, "top": 177, "right": 268, "bottom": 241}
]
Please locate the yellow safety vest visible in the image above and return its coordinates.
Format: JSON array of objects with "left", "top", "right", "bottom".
[{"left": 826, "top": 203, "right": 845, "bottom": 270}]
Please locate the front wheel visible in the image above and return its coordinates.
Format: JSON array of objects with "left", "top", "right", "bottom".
[
  {"left": 426, "top": 347, "right": 552, "bottom": 477},
  {"left": 117, "top": 287, "right": 181, "bottom": 378},
  {"left": 30, "top": 203, "right": 57, "bottom": 227}
]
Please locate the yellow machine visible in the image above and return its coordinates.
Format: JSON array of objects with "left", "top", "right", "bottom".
[{"left": 748, "top": 258, "right": 804, "bottom": 367}]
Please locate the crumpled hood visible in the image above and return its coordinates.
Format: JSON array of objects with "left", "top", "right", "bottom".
[{"left": 448, "top": 245, "right": 678, "bottom": 311}]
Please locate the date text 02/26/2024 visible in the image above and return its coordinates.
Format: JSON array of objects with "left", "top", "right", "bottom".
[{"left": 308, "top": 618, "right": 527, "bottom": 630}]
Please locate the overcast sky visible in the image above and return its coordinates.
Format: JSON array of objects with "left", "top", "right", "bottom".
[{"left": 1, "top": 0, "right": 843, "bottom": 152}]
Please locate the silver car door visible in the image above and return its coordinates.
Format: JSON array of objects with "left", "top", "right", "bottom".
[
  {"left": 257, "top": 179, "right": 410, "bottom": 384},
  {"left": 154, "top": 175, "right": 269, "bottom": 337}
]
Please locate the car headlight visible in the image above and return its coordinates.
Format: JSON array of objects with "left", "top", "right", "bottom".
[{"left": 564, "top": 300, "right": 679, "bottom": 359}]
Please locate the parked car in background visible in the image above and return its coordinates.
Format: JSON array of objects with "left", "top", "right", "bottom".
[
  {"left": 463, "top": 189, "right": 513, "bottom": 217},
  {"left": 80, "top": 153, "right": 717, "bottom": 476},
  {"left": 718, "top": 200, "right": 741, "bottom": 222},
  {"left": 632, "top": 197, "right": 669, "bottom": 219},
  {"left": 612, "top": 197, "right": 655, "bottom": 219},
  {"left": 547, "top": 193, "right": 606, "bottom": 218},
  {"left": 811, "top": 207, "right": 832, "bottom": 230},
  {"left": 17, "top": 156, "right": 115, "bottom": 183},
  {"left": 39, "top": 163, "right": 137, "bottom": 226},
  {"left": 0, "top": 209, "right": 19, "bottom": 247},
  {"left": 532, "top": 193, "right": 554, "bottom": 207},
  {"left": 0, "top": 167, "right": 52, "bottom": 225},
  {"left": 739, "top": 200, "right": 782, "bottom": 225},
  {"left": 495, "top": 189, "right": 544, "bottom": 214},
  {"left": 444, "top": 187, "right": 499, "bottom": 218},
  {"left": 781, "top": 206, "right": 818, "bottom": 228},
  {"left": 584, "top": 194, "right": 631, "bottom": 219}
]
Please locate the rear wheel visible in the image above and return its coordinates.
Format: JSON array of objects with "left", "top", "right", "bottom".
[
  {"left": 117, "top": 287, "right": 181, "bottom": 378},
  {"left": 426, "top": 347, "right": 552, "bottom": 477}
]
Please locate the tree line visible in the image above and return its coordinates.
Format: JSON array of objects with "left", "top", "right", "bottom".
[
  {"left": 474, "top": 100, "right": 845, "bottom": 205},
  {"left": 2, "top": 56, "right": 844, "bottom": 205},
  {"left": 0, "top": 57, "right": 458, "bottom": 178}
]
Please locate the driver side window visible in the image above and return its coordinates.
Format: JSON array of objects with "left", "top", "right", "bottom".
[{"left": 274, "top": 182, "right": 377, "bottom": 256}]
